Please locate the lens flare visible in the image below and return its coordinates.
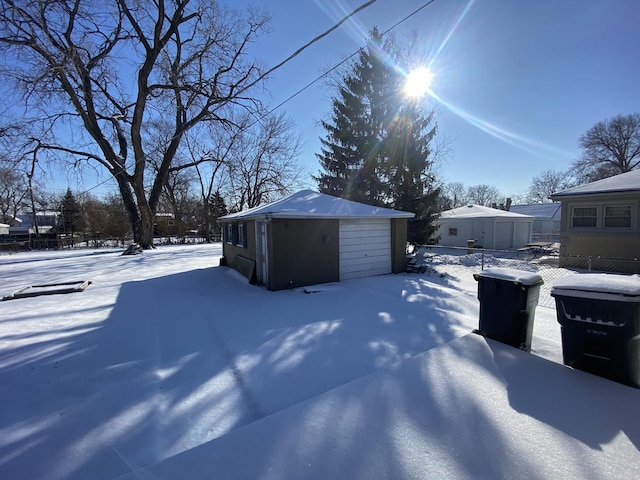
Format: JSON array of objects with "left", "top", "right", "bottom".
[{"left": 404, "top": 67, "right": 434, "bottom": 97}]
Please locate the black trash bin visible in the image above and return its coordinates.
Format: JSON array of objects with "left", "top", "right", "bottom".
[
  {"left": 473, "top": 268, "right": 544, "bottom": 352},
  {"left": 551, "top": 274, "right": 640, "bottom": 388}
]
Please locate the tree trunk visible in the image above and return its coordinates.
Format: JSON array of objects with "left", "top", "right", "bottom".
[
  {"left": 114, "top": 174, "right": 146, "bottom": 247},
  {"left": 137, "top": 205, "right": 155, "bottom": 249},
  {"left": 202, "top": 197, "right": 211, "bottom": 242}
]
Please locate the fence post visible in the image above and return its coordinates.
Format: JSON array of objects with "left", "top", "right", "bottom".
[
  {"left": 588, "top": 256, "right": 592, "bottom": 271},
  {"left": 481, "top": 249, "right": 485, "bottom": 270}
]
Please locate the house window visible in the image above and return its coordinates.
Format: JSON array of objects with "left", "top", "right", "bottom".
[
  {"left": 225, "top": 223, "right": 234, "bottom": 244},
  {"left": 571, "top": 206, "right": 597, "bottom": 228},
  {"left": 604, "top": 205, "right": 632, "bottom": 228},
  {"left": 448, "top": 227, "right": 458, "bottom": 236},
  {"left": 237, "top": 223, "right": 245, "bottom": 247}
]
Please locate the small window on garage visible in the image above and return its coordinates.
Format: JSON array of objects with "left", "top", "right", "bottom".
[
  {"left": 604, "top": 205, "right": 632, "bottom": 228},
  {"left": 225, "top": 223, "right": 234, "bottom": 244},
  {"left": 237, "top": 223, "right": 245, "bottom": 247},
  {"left": 448, "top": 227, "right": 458, "bottom": 236},
  {"left": 571, "top": 206, "right": 597, "bottom": 228}
]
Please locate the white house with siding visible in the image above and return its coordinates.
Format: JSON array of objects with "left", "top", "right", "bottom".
[{"left": 436, "top": 204, "right": 533, "bottom": 249}]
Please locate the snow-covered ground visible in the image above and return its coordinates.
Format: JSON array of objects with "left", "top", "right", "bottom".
[{"left": 0, "top": 244, "right": 637, "bottom": 480}]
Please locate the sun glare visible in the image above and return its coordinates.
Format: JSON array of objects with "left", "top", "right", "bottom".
[{"left": 404, "top": 67, "right": 434, "bottom": 98}]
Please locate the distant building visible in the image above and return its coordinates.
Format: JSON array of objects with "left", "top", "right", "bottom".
[
  {"left": 154, "top": 213, "right": 176, "bottom": 237},
  {"left": 9, "top": 211, "right": 60, "bottom": 235},
  {"left": 550, "top": 169, "right": 640, "bottom": 272},
  {"left": 510, "top": 203, "right": 561, "bottom": 243},
  {"left": 435, "top": 204, "right": 533, "bottom": 249}
]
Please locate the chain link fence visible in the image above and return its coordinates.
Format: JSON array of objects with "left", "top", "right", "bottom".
[{"left": 413, "top": 245, "right": 640, "bottom": 309}]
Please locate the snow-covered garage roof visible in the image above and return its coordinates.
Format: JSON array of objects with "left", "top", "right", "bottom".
[
  {"left": 551, "top": 169, "right": 640, "bottom": 198},
  {"left": 439, "top": 204, "right": 532, "bottom": 220},
  {"left": 219, "top": 190, "right": 415, "bottom": 220},
  {"left": 510, "top": 203, "right": 561, "bottom": 220}
]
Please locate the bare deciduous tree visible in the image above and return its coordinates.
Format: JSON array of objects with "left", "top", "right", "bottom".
[
  {"left": 573, "top": 113, "right": 640, "bottom": 182},
  {"left": 0, "top": 164, "right": 27, "bottom": 224},
  {"left": 84, "top": 193, "right": 131, "bottom": 245},
  {"left": 0, "top": 0, "right": 269, "bottom": 248},
  {"left": 466, "top": 184, "right": 502, "bottom": 207},
  {"left": 189, "top": 124, "right": 236, "bottom": 240},
  {"left": 226, "top": 112, "right": 305, "bottom": 211},
  {"left": 526, "top": 169, "right": 577, "bottom": 203},
  {"left": 441, "top": 181, "right": 469, "bottom": 209}
]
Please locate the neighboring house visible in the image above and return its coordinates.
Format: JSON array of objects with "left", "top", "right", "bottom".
[
  {"left": 4, "top": 217, "right": 22, "bottom": 227},
  {"left": 435, "top": 204, "right": 533, "bottom": 249},
  {"left": 510, "top": 203, "right": 561, "bottom": 243},
  {"left": 0, "top": 223, "right": 9, "bottom": 235},
  {"left": 154, "top": 213, "right": 177, "bottom": 237},
  {"left": 550, "top": 169, "right": 640, "bottom": 272},
  {"left": 218, "top": 189, "right": 414, "bottom": 291},
  {"left": 23, "top": 211, "right": 61, "bottom": 228},
  {"left": 9, "top": 211, "right": 60, "bottom": 235}
]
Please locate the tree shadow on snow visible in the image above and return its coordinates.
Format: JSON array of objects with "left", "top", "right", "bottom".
[{"left": 0, "top": 266, "right": 479, "bottom": 480}]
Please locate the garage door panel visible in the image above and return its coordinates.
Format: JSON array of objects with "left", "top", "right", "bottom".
[
  {"left": 340, "top": 242, "right": 389, "bottom": 254},
  {"left": 339, "top": 229, "right": 389, "bottom": 239},
  {"left": 340, "top": 235, "right": 389, "bottom": 243},
  {"left": 340, "top": 247, "right": 390, "bottom": 259},
  {"left": 340, "top": 257, "right": 391, "bottom": 269},
  {"left": 340, "top": 265, "right": 391, "bottom": 277},
  {"left": 339, "top": 219, "right": 392, "bottom": 280}
]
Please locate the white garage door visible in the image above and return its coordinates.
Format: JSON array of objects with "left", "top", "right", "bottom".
[{"left": 339, "top": 218, "right": 391, "bottom": 280}]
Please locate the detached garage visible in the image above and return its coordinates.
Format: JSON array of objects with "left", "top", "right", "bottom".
[
  {"left": 435, "top": 204, "right": 533, "bottom": 249},
  {"left": 218, "top": 190, "right": 414, "bottom": 290}
]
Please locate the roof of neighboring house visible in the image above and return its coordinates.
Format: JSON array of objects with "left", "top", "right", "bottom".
[
  {"left": 551, "top": 169, "right": 640, "bottom": 198},
  {"left": 438, "top": 204, "right": 532, "bottom": 220},
  {"left": 510, "top": 203, "right": 561, "bottom": 219},
  {"left": 219, "top": 190, "right": 415, "bottom": 220},
  {"left": 0, "top": 223, "right": 9, "bottom": 228}
]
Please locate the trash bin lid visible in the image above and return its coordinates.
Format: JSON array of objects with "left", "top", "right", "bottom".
[
  {"left": 551, "top": 273, "right": 640, "bottom": 302},
  {"left": 473, "top": 267, "right": 543, "bottom": 286}
]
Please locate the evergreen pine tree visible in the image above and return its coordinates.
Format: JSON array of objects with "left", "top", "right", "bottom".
[
  {"left": 384, "top": 102, "right": 441, "bottom": 244},
  {"left": 61, "top": 188, "right": 85, "bottom": 236},
  {"left": 315, "top": 28, "right": 440, "bottom": 243},
  {"left": 208, "top": 190, "right": 228, "bottom": 240},
  {"left": 315, "top": 28, "right": 400, "bottom": 206},
  {"left": 209, "top": 190, "right": 228, "bottom": 219}
]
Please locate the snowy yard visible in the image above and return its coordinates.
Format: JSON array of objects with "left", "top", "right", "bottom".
[{"left": 0, "top": 244, "right": 637, "bottom": 480}]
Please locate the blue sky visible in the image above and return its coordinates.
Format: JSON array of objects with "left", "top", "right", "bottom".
[
  {"left": 37, "top": 0, "right": 639, "bottom": 201},
  {"left": 240, "top": 0, "right": 640, "bottom": 198}
]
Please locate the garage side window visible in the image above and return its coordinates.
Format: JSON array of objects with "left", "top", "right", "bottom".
[
  {"left": 448, "top": 227, "right": 458, "bottom": 236},
  {"left": 225, "top": 223, "right": 234, "bottom": 244},
  {"left": 237, "top": 223, "right": 245, "bottom": 247},
  {"left": 571, "top": 206, "right": 597, "bottom": 228},
  {"left": 604, "top": 205, "right": 632, "bottom": 228}
]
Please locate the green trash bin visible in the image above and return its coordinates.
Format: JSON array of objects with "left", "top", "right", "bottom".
[
  {"left": 551, "top": 274, "right": 640, "bottom": 388},
  {"left": 473, "top": 268, "right": 544, "bottom": 352}
]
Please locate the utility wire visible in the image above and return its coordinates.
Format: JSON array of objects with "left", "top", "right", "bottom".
[
  {"left": 259, "top": 0, "right": 378, "bottom": 81},
  {"left": 242, "top": 0, "right": 438, "bottom": 131}
]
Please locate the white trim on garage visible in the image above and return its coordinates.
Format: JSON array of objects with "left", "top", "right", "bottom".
[{"left": 339, "top": 219, "right": 391, "bottom": 280}]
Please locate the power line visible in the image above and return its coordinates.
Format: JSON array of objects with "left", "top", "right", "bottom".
[
  {"left": 260, "top": 0, "right": 379, "bottom": 82},
  {"left": 245, "top": 0, "right": 439, "bottom": 130}
]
